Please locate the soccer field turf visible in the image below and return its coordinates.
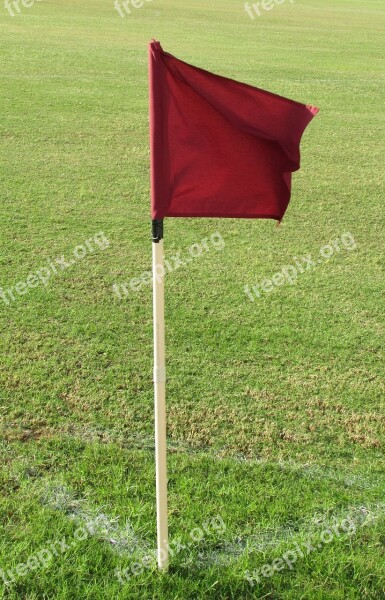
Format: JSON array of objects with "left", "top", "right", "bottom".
[{"left": 0, "top": 0, "right": 384, "bottom": 598}]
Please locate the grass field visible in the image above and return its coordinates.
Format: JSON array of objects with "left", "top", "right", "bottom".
[{"left": 0, "top": 0, "right": 384, "bottom": 598}]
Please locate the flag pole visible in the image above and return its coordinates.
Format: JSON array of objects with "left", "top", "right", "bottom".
[{"left": 152, "top": 218, "right": 169, "bottom": 570}]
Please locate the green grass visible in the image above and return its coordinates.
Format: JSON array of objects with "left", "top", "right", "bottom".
[{"left": 0, "top": 0, "right": 384, "bottom": 597}]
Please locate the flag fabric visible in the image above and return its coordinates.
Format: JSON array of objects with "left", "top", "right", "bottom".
[{"left": 149, "top": 40, "right": 318, "bottom": 222}]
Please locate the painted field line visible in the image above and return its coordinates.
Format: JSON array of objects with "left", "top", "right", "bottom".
[
  {"left": 37, "top": 479, "right": 384, "bottom": 570},
  {"left": 189, "top": 501, "right": 385, "bottom": 567},
  {"left": 61, "top": 424, "right": 384, "bottom": 492},
  {"left": 40, "top": 482, "right": 151, "bottom": 557}
]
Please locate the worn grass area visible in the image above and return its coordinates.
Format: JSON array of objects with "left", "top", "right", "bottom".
[{"left": 0, "top": 0, "right": 384, "bottom": 598}]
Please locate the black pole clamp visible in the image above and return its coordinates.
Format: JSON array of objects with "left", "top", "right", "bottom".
[{"left": 152, "top": 219, "right": 164, "bottom": 243}]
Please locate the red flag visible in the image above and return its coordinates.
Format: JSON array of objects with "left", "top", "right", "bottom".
[{"left": 149, "top": 40, "right": 318, "bottom": 222}]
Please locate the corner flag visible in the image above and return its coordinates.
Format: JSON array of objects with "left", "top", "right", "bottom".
[
  {"left": 148, "top": 40, "right": 318, "bottom": 570},
  {"left": 149, "top": 40, "right": 318, "bottom": 222}
]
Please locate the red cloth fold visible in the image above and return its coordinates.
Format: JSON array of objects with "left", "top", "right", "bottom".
[{"left": 149, "top": 40, "right": 318, "bottom": 221}]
